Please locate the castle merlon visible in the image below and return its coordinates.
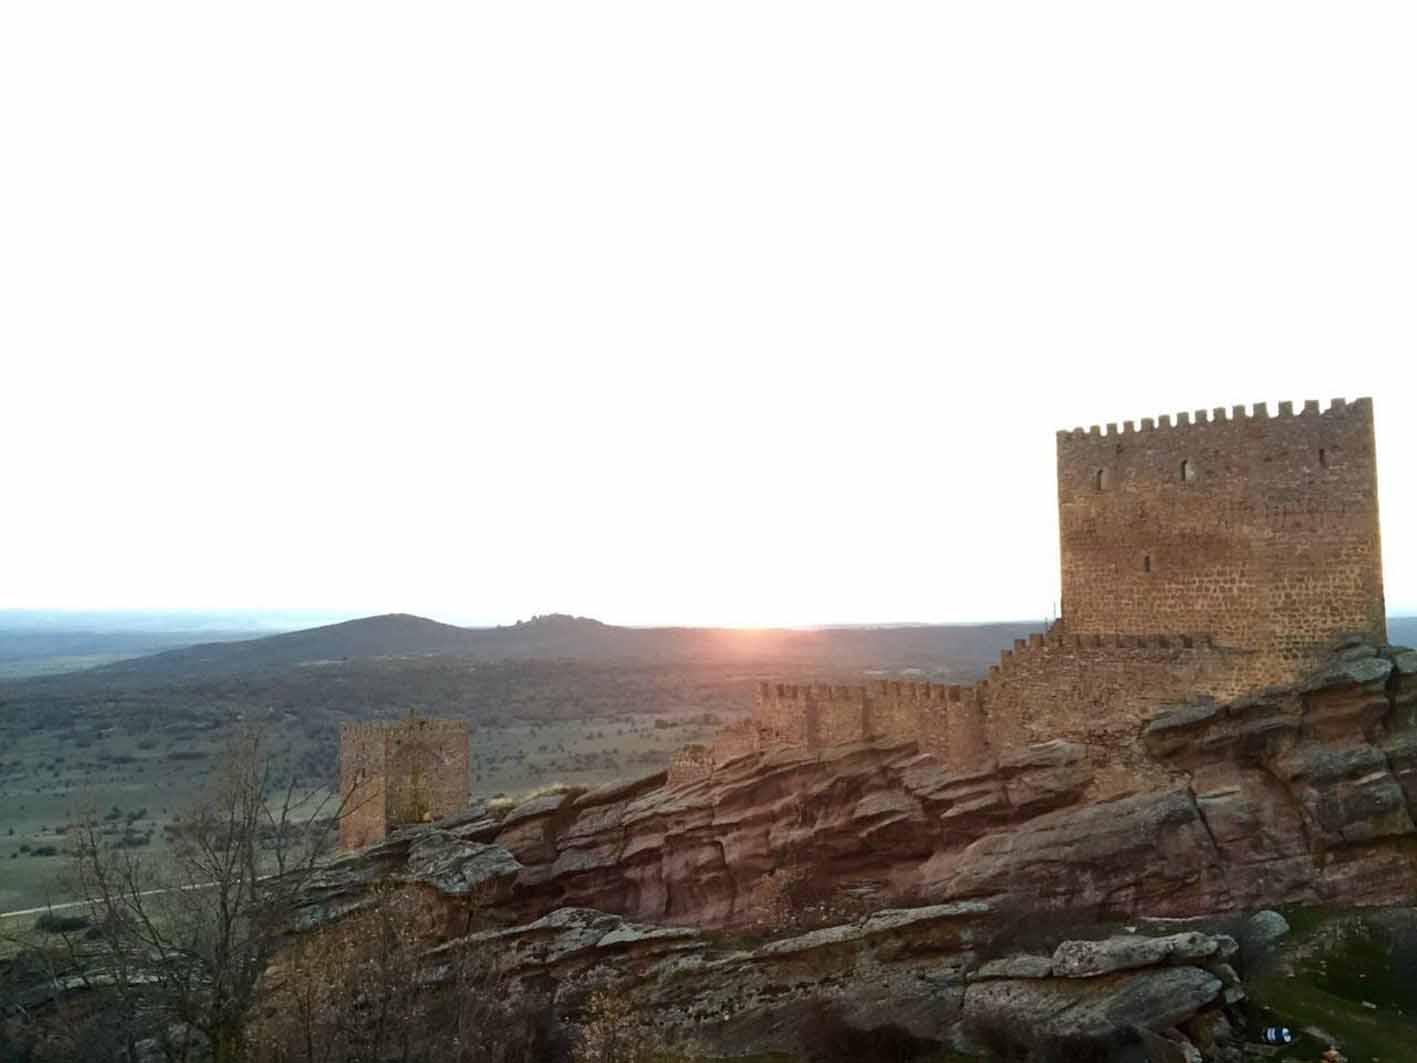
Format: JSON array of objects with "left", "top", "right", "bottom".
[{"left": 1056, "top": 396, "right": 1369, "bottom": 443}]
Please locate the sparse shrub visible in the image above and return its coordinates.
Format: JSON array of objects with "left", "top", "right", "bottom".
[
  {"left": 253, "top": 884, "right": 553, "bottom": 1063},
  {"left": 1035, "top": 1030, "right": 1136, "bottom": 1062},
  {"left": 751, "top": 862, "right": 817, "bottom": 930},
  {"left": 798, "top": 1001, "right": 943, "bottom": 1063},
  {"left": 962, "top": 1011, "right": 1032, "bottom": 1062},
  {"left": 35, "top": 912, "right": 90, "bottom": 934},
  {"left": 573, "top": 991, "right": 657, "bottom": 1063}
]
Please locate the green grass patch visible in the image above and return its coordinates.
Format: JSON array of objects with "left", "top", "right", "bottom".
[{"left": 1250, "top": 907, "right": 1417, "bottom": 1063}]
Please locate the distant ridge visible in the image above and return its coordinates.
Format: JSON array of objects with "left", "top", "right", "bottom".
[
  {"left": 96, "top": 613, "right": 477, "bottom": 675},
  {"left": 11, "top": 612, "right": 1047, "bottom": 688},
  {"left": 15, "top": 610, "right": 1417, "bottom": 693}
]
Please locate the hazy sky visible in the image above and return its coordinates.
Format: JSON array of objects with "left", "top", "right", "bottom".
[{"left": 3, "top": 4, "right": 1414, "bottom": 627}]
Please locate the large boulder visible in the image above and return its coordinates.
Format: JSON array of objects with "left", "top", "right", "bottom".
[
  {"left": 925, "top": 788, "right": 1228, "bottom": 915},
  {"left": 403, "top": 832, "right": 522, "bottom": 898},
  {"left": 1050, "top": 931, "right": 1222, "bottom": 978},
  {"left": 963, "top": 966, "right": 1223, "bottom": 1042}
]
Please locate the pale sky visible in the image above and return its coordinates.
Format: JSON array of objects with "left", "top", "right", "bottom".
[{"left": 3, "top": 4, "right": 1414, "bottom": 627}]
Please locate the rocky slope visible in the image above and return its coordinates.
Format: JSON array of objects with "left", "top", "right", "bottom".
[
  {"left": 300, "top": 641, "right": 1417, "bottom": 934},
  {"left": 285, "top": 639, "right": 1417, "bottom": 1058},
  {"left": 401, "top": 905, "right": 1247, "bottom": 1061}
]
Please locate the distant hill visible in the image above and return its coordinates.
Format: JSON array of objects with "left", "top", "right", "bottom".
[
  {"left": 94, "top": 613, "right": 481, "bottom": 677},
  {"left": 10, "top": 610, "right": 1412, "bottom": 697},
  {"left": 7, "top": 612, "right": 1044, "bottom": 692}
]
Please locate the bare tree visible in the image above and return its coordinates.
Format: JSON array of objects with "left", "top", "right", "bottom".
[
  {"left": 250, "top": 884, "right": 552, "bottom": 1063},
  {"left": 67, "top": 725, "right": 352, "bottom": 1063}
]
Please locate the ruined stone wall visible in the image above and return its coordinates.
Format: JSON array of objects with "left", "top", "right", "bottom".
[
  {"left": 667, "top": 745, "right": 714, "bottom": 786},
  {"left": 707, "top": 719, "right": 761, "bottom": 767},
  {"left": 1058, "top": 397, "right": 1385, "bottom": 687},
  {"left": 337, "top": 718, "right": 471, "bottom": 848},
  {"left": 338, "top": 723, "right": 388, "bottom": 850}
]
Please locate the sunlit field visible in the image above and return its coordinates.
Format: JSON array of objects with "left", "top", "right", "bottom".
[{"left": 0, "top": 707, "right": 729, "bottom": 914}]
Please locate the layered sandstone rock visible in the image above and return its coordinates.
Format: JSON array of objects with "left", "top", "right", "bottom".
[
  {"left": 300, "top": 642, "right": 1417, "bottom": 935},
  {"left": 333, "top": 904, "right": 1235, "bottom": 1059},
  {"left": 284, "top": 641, "right": 1417, "bottom": 1058}
]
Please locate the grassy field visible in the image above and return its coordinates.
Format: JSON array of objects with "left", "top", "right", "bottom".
[
  {"left": 0, "top": 654, "right": 149, "bottom": 680},
  {"left": 0, "top": 707, "right": 728, "bottom": 914},
  {"left": 0, "top": 639, "right": 929, "bottom": 915}
]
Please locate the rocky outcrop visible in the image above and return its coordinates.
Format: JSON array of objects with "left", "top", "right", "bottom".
[
  {"left": 407, "top": 907, "right": 1238, "bottom": 1059},
  {"left": 319, "top": 900, "right": 1235, "bottom": 1057},
  {"left": 280, "top": 641, "right": 1417, "bottom": 1058},
  {"left": 300, "top": 643, "right": 1417, "bottom": 935}
]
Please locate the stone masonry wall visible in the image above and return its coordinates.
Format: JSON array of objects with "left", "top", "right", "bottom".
[
  {"left": 1057, "top": 397, "right": 1385, "bottom": 685},
  {"left": 383, "top": 718, "right": 471, "bottom": 829},
  {"left": 707, "top": 719, "right": 762, "bottom": 767},
  {"left": 338, "top": 718, "right": 471, "bottom": 849},
  {"left": 975, "top": 628, "right": 1240, "bottom": 789},
  {"left": 338, "top": 723, "right": 388, "bottom": 850},
  {"left": 667, "top": 745, "right": 714, "bottom": 786},
  {"left": 746, "top": 629, "right": 1234, "bottom": 781}
]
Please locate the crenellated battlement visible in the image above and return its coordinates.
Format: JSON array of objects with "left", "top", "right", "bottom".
[
  {"left": 995, "top": 633, "right": 1217, "bottom": 662},
  {"left": 740, "top": 622, "right": 1236, "bottom": 774},
  {"left": 756, "top": 680, "right": 967, "bottom": 704},
  {"left": 1056, "top": 396, "right": 1370, "bottom": 446},
  {"left": 342, "top": 718, "right": 471, "bottom": 740},
  {"left": 667, "top": 744, "right": 714, "bottom": 785},
  {"left": 1057, "top": 394, "right": 1383, "bottom": 663}
]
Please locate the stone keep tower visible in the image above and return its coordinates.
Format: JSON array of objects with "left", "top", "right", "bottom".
[
  {"left": 704, "top": 395, "right": 1388, "bottom": 787},
  {"left": 1056, "top": 397, "right": 1385, "bottom": 691},
  {"left": 338, "top": 716, "right": 471, "bottom": 849}
]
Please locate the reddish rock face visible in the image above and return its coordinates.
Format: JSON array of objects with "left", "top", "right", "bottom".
[{"left": 300, "top": 643, "right": 1417, "bottom": 934}]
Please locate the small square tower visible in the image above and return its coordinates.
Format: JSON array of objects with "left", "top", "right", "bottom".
[{"left": 338, "top": 716, "right": 471, "bottom": 849}]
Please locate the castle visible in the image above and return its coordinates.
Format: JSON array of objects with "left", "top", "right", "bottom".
[
  {"left": 338, "top": 716, "right": 471, "bottom": 849},
  {"left": 673, "top": 397, "right": 1385, "bottom": 787}
]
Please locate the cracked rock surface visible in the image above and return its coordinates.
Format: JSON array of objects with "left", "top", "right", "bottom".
[
  {"left": 410, "top": 906, "right": 1238, "bottom": 1058},
  {"left": 300, "top": 642, "right": 1417, "bottom": 931}
]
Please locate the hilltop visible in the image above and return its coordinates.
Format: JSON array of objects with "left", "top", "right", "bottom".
[
  {"left": 8, "top": 612, "right": 1046, "bottom": 691},
  {"left": 91, "top": 613, "right": 482, "bottom": 677}
]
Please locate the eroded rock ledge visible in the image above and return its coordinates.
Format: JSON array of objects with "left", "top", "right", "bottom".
[
  {"left": 282, "top": 642, "right": 1416, "bottom": 1058},
  {"left": 378, "top": 904, "right": 1240, "bottom": 1060},
  {"left": 299, "top": 641, "right": 1417, "bottom": 934}
]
